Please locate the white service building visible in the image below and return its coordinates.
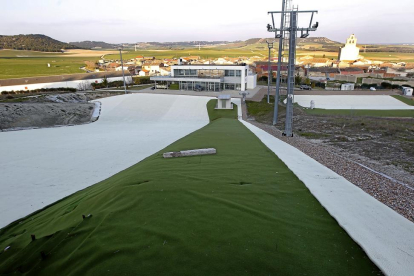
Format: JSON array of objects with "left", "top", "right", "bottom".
[
  {"left": 402, "top": 86, "right": 413, "bottom": 96},
  {"left": 216, "top": 94, "right": 233, "bottom": 110},
  {"left": 341, "top": 83, "right": 355, "bottom": 91},
  {"left": 150, "top": 65, "right": 257, "bottom": 92}
]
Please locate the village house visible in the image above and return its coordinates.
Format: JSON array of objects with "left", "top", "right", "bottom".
[
  {"left": 139, "top": 69, "right": 149, "bottom": 77},
  {"left": 307, "top": 67, "right": 340, "bottom": 79},
  {"left": 299, "top": 57, "right": 333, "bottom": 68},
  {"left": 142, "top": 62, "right": 165, "bottom": 76},
  {"left": 339, "top": 67, "right": 364, "bottom": 75}
]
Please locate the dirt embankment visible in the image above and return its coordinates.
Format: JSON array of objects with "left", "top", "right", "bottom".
[{"left": 0, "top": 92, "right": 122, "bottom": 131}]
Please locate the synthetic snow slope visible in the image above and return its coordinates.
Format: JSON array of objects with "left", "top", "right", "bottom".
[
  {"left": 293, "top": 95, "right": 414, "bottom": 110},
  {"left": 0, "top": 94, "right": 212, "bottom": 228},
  {"left": 240, "top": 120, "right": 414, "bottom": 276}
]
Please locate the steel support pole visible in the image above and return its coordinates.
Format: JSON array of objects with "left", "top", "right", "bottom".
[
  {"left": 119, "top": 48, "right": 127, "bottom": 94},
  {"left": 267, "top": 46, "right": 271, "bottom": 103},
  {"left": 273, "top": 0, "right": 286, "bottom": 125},
  {"left": 284, "top": 11, "right": 297, "bottom": 137}
]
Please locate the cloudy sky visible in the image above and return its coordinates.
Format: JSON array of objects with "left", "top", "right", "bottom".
[{"left": 1, "top": 0, "right": 413, "bottom": 44}]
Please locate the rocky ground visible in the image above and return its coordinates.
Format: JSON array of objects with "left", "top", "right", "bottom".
[{"left": 0, "top": 92, "right": 123, "bottom": 131}]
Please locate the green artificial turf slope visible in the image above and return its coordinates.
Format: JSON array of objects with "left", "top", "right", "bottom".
[
  {"left": 206, "top": 99, "right": 238, "bottom": 121},
  {"left": 0, "top": 102, "right": 381, "bottom": 275}
]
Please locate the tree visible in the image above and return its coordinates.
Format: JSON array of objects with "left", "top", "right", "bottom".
[
  {"left": 77, "top": 81, "right": 92, "bottom": 91},
  {"left": 381, "top": 82, "right": 392, "bottom": 89},
  {"left": 102, "top": 76, "right": 109, "bottom": 88},
  {"left": 305, "top": 78, "right": 311, "bottom": 85},
  {"left": 295, "top": 75, "right": 303, "bottom": 85}
]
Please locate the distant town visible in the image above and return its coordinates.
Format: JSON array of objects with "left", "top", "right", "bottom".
[{"left": 92, "top": 34, "right": 414, "bottom": 92}]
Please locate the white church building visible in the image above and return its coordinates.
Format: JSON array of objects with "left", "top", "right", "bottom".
[{"left": 338, "top": 34, "right": 360, "bottom": 61}]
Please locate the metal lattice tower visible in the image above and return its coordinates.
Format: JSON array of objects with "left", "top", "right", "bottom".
[
  {"left": 284, "top": 11, "right": 297, "bottom": 136},
  {"left": 282, "top": 0, "right": 293, "bottom": 63},
  {"left": 268, "top": 3, "right": 318, "bottom": 136}
]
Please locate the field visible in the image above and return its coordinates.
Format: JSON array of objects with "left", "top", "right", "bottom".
[
  {"left": 104, "top": 48, "right": 267, "bottom": 60},
  {"left": 0, "top": 100, "right": 380, "bottom": 275},
  {"left": 0, "top": 50, "right": 101, "bottom": 79},
  {"left": 2, "top": 44, "right": 414, "bottom": 80}
]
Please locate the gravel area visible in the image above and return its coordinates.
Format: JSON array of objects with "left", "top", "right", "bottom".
[
  {"left": 248, "top": 120, "right": 414, "bottom": 223},
  {"left": 0, "top": 92, "right": 124, "bottom": 131}
]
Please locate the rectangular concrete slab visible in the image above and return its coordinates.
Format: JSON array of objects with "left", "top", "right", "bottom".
[{"left": 292, "top": 95, "right": 414, "bottom": 110}]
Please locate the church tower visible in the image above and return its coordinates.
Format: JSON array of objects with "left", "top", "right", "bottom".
[{"left": 338, "top": 34, "right": 360, "bottom": 61}]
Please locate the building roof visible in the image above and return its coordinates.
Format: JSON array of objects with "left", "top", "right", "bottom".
[
  {"left": 308, "top": 67, "right": 340, "bottom": 73},
  {"left": 340, "top": 67, "right": 364, "bottom": 72},
  {"left": 218, "top": 94, "right": 231, "bottom": 100},
  {"left": 171, "top": 64, "right": 248, "bottom": 67},
  {"left": 302, "top": 58, "right": 331, "bottom": 64}
]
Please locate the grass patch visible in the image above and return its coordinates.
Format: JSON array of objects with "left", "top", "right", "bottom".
[
  {"left": 0, "top": 50, "right": 92, "bottom": 79},
  {"left": 0, "top": 101, "right": 380, "bottom": 275},
  {"left": 298, "top": 132, "right": 329, "bottom": 139},
  {"left": 392, "top": 95, "right": 414, "bottom": 106},
  {"left": 206, "top": 99, "right": 237, "bottom": 121},
  {"left": 245, "top": 95, "right": 286, "bottom": 124},
  {"left": 304, "top": 108, "right": 414, "bottom": 118}
]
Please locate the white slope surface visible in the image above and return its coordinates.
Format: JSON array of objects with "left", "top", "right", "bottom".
[
  {"left": 0, "top": 94, "right": 212, "bottom": 228},
  {"left": 292, "top": 95, "right": 414, "bottom": 110},
  {"left": 240, "top": 120, "right": 414, "bottom": 276}
]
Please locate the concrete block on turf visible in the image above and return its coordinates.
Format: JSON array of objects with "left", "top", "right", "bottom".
[{"left": 163, "top": 148, "right": 216, "bottom": 158}]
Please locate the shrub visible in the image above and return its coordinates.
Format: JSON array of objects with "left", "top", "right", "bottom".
[
  {"left": 169, "top": 83, "right": 179, "bottom": 90},
  {"left": 133, "top": 76, "right": 151, "bottom": 85},
  {"left": 258, "top": 76, "right": 268, "bottom": 82}
]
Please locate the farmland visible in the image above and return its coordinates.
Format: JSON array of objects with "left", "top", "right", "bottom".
[
  {"left": 0, "top": 50, "right": 94, "bottom": 79},
  {"left": 2, "top": 42, "right": 414, "bottom": 80}
]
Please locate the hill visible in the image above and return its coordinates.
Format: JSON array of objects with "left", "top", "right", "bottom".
[
  {"left": 0, "top": 34, "right": 79, "bottom": 52},
  {"left": 69, "top": 41, "right": 116, "bottom": 49},
  {"left": 297, "top": 37, "right": 339, "bottom": 44},
  {"left": 215, "top": 37, "right": 340, "bottom": 50}
]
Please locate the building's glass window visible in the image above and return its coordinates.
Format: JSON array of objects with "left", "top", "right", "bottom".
[
  {"left": 174, "top": 69, "right": 197, "bottom": 76},
  {"left": 225, "top": 70, "right": 235, "bottom": 77},
  {"left": 224, "top": 83, "right": 235, "bottom": 90},
  {"left": 236, "top": 70, "right": 241, "bottom": 77}
]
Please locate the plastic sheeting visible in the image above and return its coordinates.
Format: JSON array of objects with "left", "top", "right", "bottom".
[{"left": 292, "top": 95, "right": 414, "bottom": 110}]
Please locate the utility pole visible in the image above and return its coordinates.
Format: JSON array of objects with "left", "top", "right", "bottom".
[
  {"left": 266, "top": 40, "right": 274, "bottom": 104},
  {"left": 118, "top": 47, "right": 127, "bottom": 94},
  {"left": 268, "top": 3, "right": 318, "bottom": 136}
]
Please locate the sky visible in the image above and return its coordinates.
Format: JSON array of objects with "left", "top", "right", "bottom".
[{"left": 1, "top": 0, "right": 413, "bottom": 44}]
